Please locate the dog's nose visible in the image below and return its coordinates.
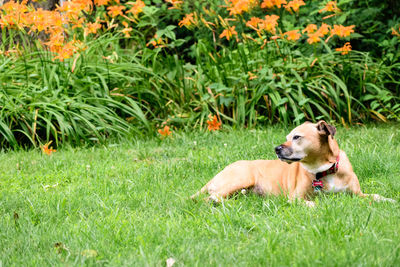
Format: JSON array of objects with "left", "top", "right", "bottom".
[{"left": 275, "top": 145, "right": 283, "bottom": 154}]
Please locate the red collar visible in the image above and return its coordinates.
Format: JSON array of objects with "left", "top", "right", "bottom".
[{"left": 312, "top": 155, "right": 340, "bottom": 191}]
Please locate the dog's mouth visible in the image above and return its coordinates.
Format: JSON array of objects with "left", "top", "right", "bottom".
[{"left": 277, "top": 155, "right": 303, "bottom": 163}]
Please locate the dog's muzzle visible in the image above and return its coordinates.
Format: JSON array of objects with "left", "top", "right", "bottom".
[{"left": 275, "top": 145, "right": 302, "bottom": 163}]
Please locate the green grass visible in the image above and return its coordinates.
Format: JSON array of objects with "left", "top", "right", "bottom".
[{"left": 1, "top": 125, "right": 400, "bottom": 266}]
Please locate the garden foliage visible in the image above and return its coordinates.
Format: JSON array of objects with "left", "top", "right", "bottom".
[{"left": 0, "top": 0, "right": 399, "bottom": 147}]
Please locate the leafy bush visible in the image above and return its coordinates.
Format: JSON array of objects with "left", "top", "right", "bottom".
[{"left": 0, "top": 0, "right": 399, "bottom": 147}]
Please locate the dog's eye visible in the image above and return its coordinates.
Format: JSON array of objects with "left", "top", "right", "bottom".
[{"left": 293, "top": 135, "right": 301, "bottom": 140}]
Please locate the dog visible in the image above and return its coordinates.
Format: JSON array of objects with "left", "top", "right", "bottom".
[{"left": 191, "top": 121, "right": 395, "bottom": 206}]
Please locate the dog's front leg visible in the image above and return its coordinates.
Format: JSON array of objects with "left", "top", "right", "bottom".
[
  {"left": 288, "top": 191, "right": 316, "bottom": 208},
  {"left": 304, "top": 200, "right": 316, "bottom": 207},
  {"left": 288, "top": 198, "right": 316, "bottom": 208}
]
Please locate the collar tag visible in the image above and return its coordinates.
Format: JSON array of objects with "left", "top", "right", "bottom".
[
  {"left": 312, "top": 180, "right": 324, "bottom": 192},
  {"left": 312, "top": 155, "right": 340, "bottom": 192}
]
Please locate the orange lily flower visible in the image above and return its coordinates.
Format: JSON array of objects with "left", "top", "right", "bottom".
[
  {"left": 126, "top": 0, "right": 145, "bottom": 16},
  {"left": 274, "top": 0, "right": 287, "bottom": 8},
  {"left": 248, "top": 71, "right": 257, "bottom": 80},
  {"left": 259, "top": 15, "right": 280, "bottom": 34},
  {"left": 121, "top": 21, "right": 133, "bottom": 37},
  {"left": 165, "top": 0, "right": 182, "bottom": 9},
  {"left": 207, "top": 115, "right": 221, "bottom": 131},
  {"left": 219, "top": 26, "right": 238, "bottom": 41},
  {"left": 94, "top": 0, "right": 110, "bottom": 6},
  {"left": 335, "top": 42, "right": 352, "bottom": 55},
  {"left": 392, "top": 27, "right": 400, "bottom": 37},
  {"left": 330, "top": 25, "right": 355, "bottom": 38},
  {"left": 284, "top": 29, "right": 301, "bottom": 41},
  {"left": 261, "top": 0, "right": 274, "bottom": 9},
  {"left": 146, "top": 34, "right": 164, "bottom": 48},
  {"left": 285, "top": 0, "right": 305, "bottom": 13},
  {"left": 227, "top": 0, "right": 257, "bottom": 16},
  {"left": 41, "top": 141, "right": 56, "bottom": 155},
  {"left": 307, "top": 32, "right": 323, "bottom": 44},
  {"left": 302, "top": 24, "right": 317, "bottom": 34},
  {"left": 318, "top": 23, "right": 331, "bottom": 35},
  {"left": 261, "top": 0, "right": 287, "bottom": 9},
  {"left": 306, "top": 23, "right": 331, "bottom": 44},
  {"left": 319, "top": 1, "right": 341, "bottom": 13},
  {"left": 84, "top": 22, "right": 102, "bottom": 36},
  {"left": 179, "top": 13, "right": 196, "bottom": 28},
  {"left": 158, "top": 125, "right": 172, "bottom": 137},
  {"left": 107, "top": 5, "right": 126, "bottom": 18},
  {"left": 246, "top": 17, "right": 264, "bottom": 30}
]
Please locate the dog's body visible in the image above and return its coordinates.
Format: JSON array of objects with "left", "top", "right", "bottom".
[{"left": 191, "top": 121, "right": 394, "bottom": 206}]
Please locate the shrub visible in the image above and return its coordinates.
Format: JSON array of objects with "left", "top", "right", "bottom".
[{"left": 0, "top": 0, "right": 399, "bottom": 148}]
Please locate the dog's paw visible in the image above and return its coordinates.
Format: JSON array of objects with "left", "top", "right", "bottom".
[
  {"left": 207, "top": 194, "right": 223, "bottom": 204},
  {"left": 305, "top": 200, "right": 316, "bottom": 208},
  {"left": 372, "top": 194, "right": 396, "bottom": 203}
]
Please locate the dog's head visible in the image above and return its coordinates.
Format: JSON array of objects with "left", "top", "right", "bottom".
[{"left": 275, "top": 121, "right": 339, "bottom": 164}]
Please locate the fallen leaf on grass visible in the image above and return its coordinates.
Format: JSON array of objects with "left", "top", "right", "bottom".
[
  {"left": 54, "top": 242, "right": 68, "bottom": 254},
  {"left": 42, "top": 183, "right": 59, "bottom": 191},
  {"left": 13, "top": 211, "right": 19, "bottom": 227},
  {"left": 81, "top": 249, "right": 98, "bottom": 258},
  {"left": 166, "top": 257, "right": 176, "bottom": 267}
]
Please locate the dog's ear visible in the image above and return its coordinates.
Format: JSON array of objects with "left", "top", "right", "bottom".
[
  {"left": 316, "top": 120, "right": 336, "bottom": 137},
  {"left": 317, "top": 121, "right": 339, "bottom": 162}
]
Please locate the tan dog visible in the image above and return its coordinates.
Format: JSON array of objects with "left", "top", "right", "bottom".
[{"left": 191, "top": 121, "right": 395, "bottom": 206}]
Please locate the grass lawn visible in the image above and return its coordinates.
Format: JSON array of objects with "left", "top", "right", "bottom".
[{"left": 1, "top": 124, "right": 400, "bottom": 266}]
